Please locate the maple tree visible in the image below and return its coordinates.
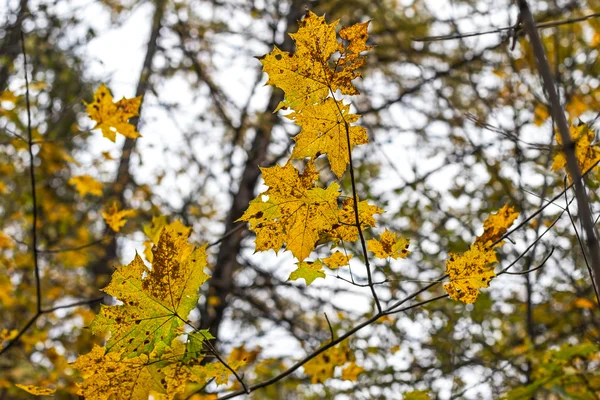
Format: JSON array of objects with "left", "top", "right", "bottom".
[{"left": 2, "top": 1, "right": 600, "bottom": 399}]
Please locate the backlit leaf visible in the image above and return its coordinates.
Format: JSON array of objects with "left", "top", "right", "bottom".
[
  {"left": 444, "top": 243, "right": 497, "bottom": 304},
  {"left": 69, "top": 175, "right": 103, "bottom": 197},
  {"left": 102, "top": 202, "right": 135, "bottom": 232},
  {"left": 15, "top": 384, "right": 56, "bottom": 396},
  {"left": 86, "top": 84, "right": 142, "bottom": 142},
  {"left": 367, "top": 229, "right": 410, "bottom": 259},
  {"left": 288, "top": 259, "right": 326, "bottom": 285},
  {"left": 323, "top": 251, "right": 352, "bottom": 269},
  {"left": 552, "top": 123, "right": 600, "bottom": 180},
  {"left": 475, "top": 204, "right": 519, "bottom": 247},
  {"left": 90, "top": 228, "right": 209, "bottom": 357}
]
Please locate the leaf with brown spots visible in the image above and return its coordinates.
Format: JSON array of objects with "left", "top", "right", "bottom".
[{"left": 90, "top": 227, "right": 209, "bottom": 358}]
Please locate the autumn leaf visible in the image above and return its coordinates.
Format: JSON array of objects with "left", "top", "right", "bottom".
[
  {"left": 237, "top": 161, "right": 339, "bottom": 261},
  {"left": 367, "top": 229, "right": 410, "bottom": 259},
  {"left": 444, "top": 243, "right": 497, "bottom": 304},
  {"left": 288, "top": 259, "right": 326, "bottom": 285},
  {"left": 86, "top": 84, "right": 142, "bottom": 142},
  {"left": 259, "top": 11, "right": 370, "bottom": 112},
  {"left": 68, "top": 175, "right": 103, "bottom": 197},
  {"left": 102, "top": 202, "right": 135, "bottom": 232},
  {"left": 327, "top": 198, "right": 383, "bottom": 242},
  {"left": 288, "top": 97, "right": 368, "bottom": 178},
  {"left": 552, "top": 123, "right": 600, "bottom": 180},
  {"left": 15, "top": 384, "right": 56, "bottom": 396},
  {"left": 90, "top": 227, "right": 209, "bottom": 357},
  {"left": 475, "top": 204, "right": 519, "bottom": 247},
  {"left": 303, "top": 341, "right": 352, "bottom": 384},
  {"left": 341, "top": 361, "right": 364, "bottom": 381},
  {"left": 74, "top": 343, "right": 232, "bottom": 400},
  {"left": 323, "top": 251, "right": 352, "bottom": 269},
  {"left": 143, "top": 216, "right": 191, "bottom": 262}
]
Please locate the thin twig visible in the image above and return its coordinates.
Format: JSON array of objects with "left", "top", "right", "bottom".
[
  {"left": 503, "top": 248, "right": 554, "bottom": 275},
  {"left": 324, "top": 312, "right": 335, "bottom": 343},
  {"left": 413, "top": 11, "right": 600, "bottom": 42}
]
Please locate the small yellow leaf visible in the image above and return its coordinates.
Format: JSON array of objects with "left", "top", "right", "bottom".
[
  {"left": 288, "top": 259, "right": 325, "bottom": 285},
  {"left": 574, "top": 298, "right": 596, "bottom": 309},
  {"left": 102, "top": 202, "right": 135, "bottom": 232},
  {"left": 475, "top": 204, "right": 519, "bottom": 247},
  {"left": 86, "top": 84, "right": 142, "bottom": 142},
  {"left": 341, "top": 361, "right": 364, "bottom": 381},
  {"left": 533, "top": 104, "right": 549, "bottom": 126},
  {"left": 444, "top": 243, "right": 497, "bottom": 304},
  {"left": 0, "top": 90, "right": 17, "bottom": 104},
  {"left": 68, "top": 175, "right": 103, "bottom": 197},
  {"left": 323, "top": 251, "right": 352, "bottom": 269},
  {"left": 304, "top": 341, "right": 351, "bottom": 384},
  {"left": 552, "top": 123, "right": 600, "bottom": 181},
  {"left": 367, "top": 230, "right": 410, "bottom": 259},
  {"left": 15, "top": 384, "right": 56, "bottom": 396},
  {"left": 0, "top": 232, "right": 14, "bottom": 249}
]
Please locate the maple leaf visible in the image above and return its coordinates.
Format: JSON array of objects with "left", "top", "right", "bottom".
[
  {"left": 327, "top": 198, "right": 383, "bottom": 242},
  {"left": 303, "top": 340, "right": 352, "bottom": 384},
  {"left": 143, "top": 216, "right": 191, "bottom": 262},
  {"left": 475, "top": 204, "right": 519, "bottom": 247},
  {"left": 323, "top": 251, "right": 352, "bottom": 269},
  {"left": 68, "top": 175, "right": 103, "bottom": 197},
  {"left": 259, "top": 11, "right": 370, "bottom": 111},
  {"left": 74, "top": 342, "right": 235, "bottom": 400},
  {"left": 86, "top": 84, "right": 142, "bottom": 142},
  {"left": 90, "top": 227, "right": 209, "bottom": 357},
  {"left": 15, "top": 384, "right": 56, "bottom": 396},
  {"left": 341, "top": 361, "right": 364, "bottom": 381},
  {"left": 444, "top": 204, "right": 519, "bottom": 304},
  {"left": 288, "top": 97, "right": 368, "bottom": 178},
  {"left": 102, "top": 202, "right": 135, "bottom": 232},
  {"left": 288, "top": 259, "right": 326, "bottom": 285},
  {"left": 552, "top": 123, "right": 600, "bottom": 180},
  {"left": 237, "top": 161, "right": 339, "bottom": 261},
  {"left": 444, "top": 243, "right": 497, "bottom": 304},
  {"left": 367, "top": 229, "right": 410, "bottom": 259}
]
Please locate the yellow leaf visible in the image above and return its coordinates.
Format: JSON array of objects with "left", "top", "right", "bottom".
[
  {"left": 0, "top": 232, "right": 14, "bottom": 249},
  {"left": 68, "top": 175, "right": 103, "bottom": 197},
  {"left": 444, "top": 243, "right": 497, "bottom": 304},
  {"left": 327, "top": 198, "right": 383, "bottom": 242},
  {"left": 102, "top": 202, "right": 135, "bottom": 232},
  {"left": 90, "top": 227, "right": 209, "bottom": 357},
  {"left": 367, "top": 229, "right": 410, "bottom": 259},
  {"left": 304, "top": 341, "right": 352, "bottom": 384},
  {"left": 341, "top": 361, "right": 364, "bottom": 381},
  {"left": 552, "top": 123, "right": 600, "bottom": 181},
  {"left": 86, "top": 84, "right": 142, "bottom": 142},
  {"left": 288, "top": 97, "right": 368, "bottom": 178},
  {"left": 574, "top": 298, "right": 596, "bottom": 309},
  {"left": 259, "top": 11, "right": 370, "bottom": 111},
  {"left": 143, "top": 216, "right": 191, "bottom": 262},
  {"left": 475, "top": 204, "right": 519, "bottom": 247},
  {"left": 0, "top": 90, "right": 17, "bottom": 104},
  {"left": 533, "top": 104, "right": 548, "bottom": 126},
  {"left": 15, "top": 384, "right": 56, "bottom": 396},
  {"left": 237, "top": 161, "right": 339, "bottom": 261},
  {"left": 288, "top": 259, "right": 326, "bottom": 285},
  {"left": 323, "top": 251, "right": 352, "bottom": 269}
]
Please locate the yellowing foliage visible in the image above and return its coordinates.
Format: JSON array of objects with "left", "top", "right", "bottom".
[
  {"left": 259, "top": 11, "right": 370, "bottom": 112},
  {"left": 288, "top": 259, "right": 326, "bottom": 285},
  {"left": 68, "top": 175, "right": 103, "bottom": 197},
  {"left": 237, "top": 161, "right": 339, "bottom": 261},
  {"left": 15, "top": 384, "right": 56, "bottom": 396},
  {"left": 90, "top": 227, "right": 209, "bottom": 357},
  {"left": 475, "top": 204, "right": 519, "bottom": 247},
  {"left": 444, "top": 243, "right": 497, "bottom": 304},
  {"left": 288, "top": 97, "right": 368, "bottom": 178},
  {"left": 102, "top": 202, "right": 135, "bottom": 232},
  {"left": 303, "top": 341, "right": 361, "bottom": 384},
  {"left": 86, "top": 84, "right": 142, "bottom": 142},
  {"left": 444, "top": 204, "right": 519, "bottom": 304},
  {"left": 323, "top": 251, "right": 352, "bottom": 269},
  {"left": 367, "top": 229, "right": 410, "bottom": 259},
  {"left": 552, "top": 123, "right": 600, "bottom": 180}
]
